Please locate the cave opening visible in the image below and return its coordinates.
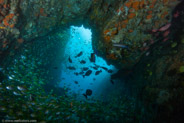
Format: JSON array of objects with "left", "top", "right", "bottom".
[{"left": 59, "top": 25, "right": 119, "bottom": 100}]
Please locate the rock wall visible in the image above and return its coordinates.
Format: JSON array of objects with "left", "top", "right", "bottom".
[
  {"left": 123, "top": 3, "right": 184, "bottom": 121},
  {"left": 0, "top": 0, "right": 181, "bottom": 69}
]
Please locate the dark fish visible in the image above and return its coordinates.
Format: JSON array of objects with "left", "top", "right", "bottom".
[
  {"left": 108, "top": 69, "right": 113, "bottom": 73},
  {"left": 79, "top": 71, "right": 84, "bottom": 75},
  {"left": 53, "top": 67, "right": 58, "bottom": 69},
  {"left": 91, "top": 66, "right": 98, "bottom": 70},
  {"left": 82, "top": 67, "right": 89, "bottom": 71},
  {"left": 80, "top": 60, "right": 86, "bottom": 64},
  {"left": 110, "top": 79, "right": 114, "bottom": 84},
  {"left": 101, "top": 67, "right": 108, "bottom": 71},
  {"left": 75, "top": 51, "right": 83, "bottom": 58},
  {"left": 90, "top": 53, "right": 95, "bottom": 62},
  {"left": 95, "top": 70, "right": 102, "bottom": 75},
  {"left": 74, "top": 81, "right": 78, "bottom": 84},
  {"left": 74, "top": 72, "right": 79, "bottom": 76},
  {"left": 94, "top": 64, "right": 100, "bottom": 67},
  {"left": 83, "top": 89, "right": 92, "bottom": 99},
  {"left": 83, "top": 70, "right": 92, "bottom": 78},
  {"left": 68, "top": 57, "right": 72, "bottom": 63},
  {"left": 94, "top": 48, "right": 99, "bottom": 55},
  {"left": 67, "top": 66, "right": 76, "bottom": 70}
]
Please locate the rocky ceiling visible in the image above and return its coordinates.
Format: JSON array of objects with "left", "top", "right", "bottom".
[
  {"left": 1, "top": 0, "right": 184, "bottom": 122},
  {"left": 0, "top": 0, "right": 181, "bottom": 68}
]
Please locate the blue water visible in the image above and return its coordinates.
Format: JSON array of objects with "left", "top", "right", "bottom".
[{"left": 59, "top": 25, "right": 118, "bottom": 100}]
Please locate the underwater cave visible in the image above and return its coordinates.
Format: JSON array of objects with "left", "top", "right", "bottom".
[{"left": 0, "top": 0, "right": 184, "bottom": 122}]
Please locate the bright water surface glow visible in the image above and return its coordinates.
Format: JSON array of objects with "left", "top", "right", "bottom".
[{"left": 60, "top": 25, "right": 118, "bottom": 100}]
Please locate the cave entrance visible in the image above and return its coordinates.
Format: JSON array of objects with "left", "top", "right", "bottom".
[{"left": 59, "top": 25, "right": 118, "bottom": 100}]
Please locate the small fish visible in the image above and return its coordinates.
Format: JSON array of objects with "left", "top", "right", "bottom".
[
  {"left": 163, "top": 30, "right": 170, "bottom": 37},
  {"left": 56, "top": 112, "right": 60, "bottom": 115},
  {"left": 75, "top": 51, "right": 83, "bottom": 58},
  {"left": 80, "top": 60, "right": 86, "bottom": 64},
  {"left": 90, "top": 53, "right": 96, "bottom": 62},
  {"left": 110, "top": 79, "right": 114, "bottom": 84},
  {"left": 143, "top": 42, "right": 147, "bottom": 47},
  {"left": 101, "top": 67, "right": 108, "bottom": 71},
  {"left": 163, "top": 37, "right": 169, "bottom": 42},
  {"left": 79, "top": 71, "right": 84, "bottom": 75},
  {"left": 113, "top": 43, "right": 128, "bottom": 49},
  {"left": 29, "top": 94, "right": 35, "bottom": 101},
  {"left": 74, "top": 81, "right": 78, "bottom": 84},
  {"left": 30, "top": 102, "right": 36, "bottom": 105},
  {"left": 158, "top": 23, "right": 171, "bottom": 32},
  {"left": 45, "top": 110, "right": 49, "bottom": 115},
  {"left": 68, "top": 57, "right": 72, "bottom": 63},
  {"left": 67, "top": 66, "right": 76, "bottom": 70},
  {"left": 94, "top": 48, "right": 99, "bottom": 55},
  {"left": 53, "top": 67, "right": 58, "bottom": 69},
  {"left": 83, "top": 89, "right": 92, "bottom": 99},
  {"left": 74, "top": 72, "right": 79, "bottom": 76},
  {"left": 8, "top": 76, "right": 13, "bottom": 80},
  {"left": 108, "top": 69, "right": 113, "bottom": 73},
  {"left": 146, "top": 52, "right": 150, "bottom": 56},
  {"left": 6, "top": 86, "right": 13, "bottom": 90},
  {"left": 0, "top": 106, "right": 6, "bottom": 111},
  {"left": 83, "top": 70, "right": 92, "bottom": 78},
  {"left": 95, "top": 70, "right": 102, "bottom": 75},
  {"left": 17, "top": 86, "right": 26, "bottom": 91},
  {"left": 82, "top": 67, "right": 89, "bottom": 71},
  {"left": 13, "top": 91, "right": 20, "bottom": 95},
  {"left": 91, "top": 66, "right": 98, "bottom": 70},
  {"left": 30, "top": 113, "right": 36, "bottom": 118},
  {"left": 151, "top": 29, "right": 158, "bottom": 33}
]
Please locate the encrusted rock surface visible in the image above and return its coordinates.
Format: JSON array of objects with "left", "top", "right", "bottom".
[
  {"left": 122, "top": 6, "right": 184, "bottom": 121},
  {"left": 0, "top": 0, "right": 181, "bottom": 69}
]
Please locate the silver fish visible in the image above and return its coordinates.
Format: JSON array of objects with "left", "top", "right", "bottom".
[
  {"left": 113, "top": 43, "right": 128, "bottom": 49},
  {"left": 13, "top": 91, "right": 20, "bottom": 95},
  {"left": 6, "top": 86, "right": 13, "bottom": 90},
  {"left": 17, "top": 86, "right": 26, "bottom": 91}
]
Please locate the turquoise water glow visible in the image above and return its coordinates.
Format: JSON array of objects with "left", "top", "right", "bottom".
[{"left": 59, "top": 25, "right": 118, "bottom": 100}]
